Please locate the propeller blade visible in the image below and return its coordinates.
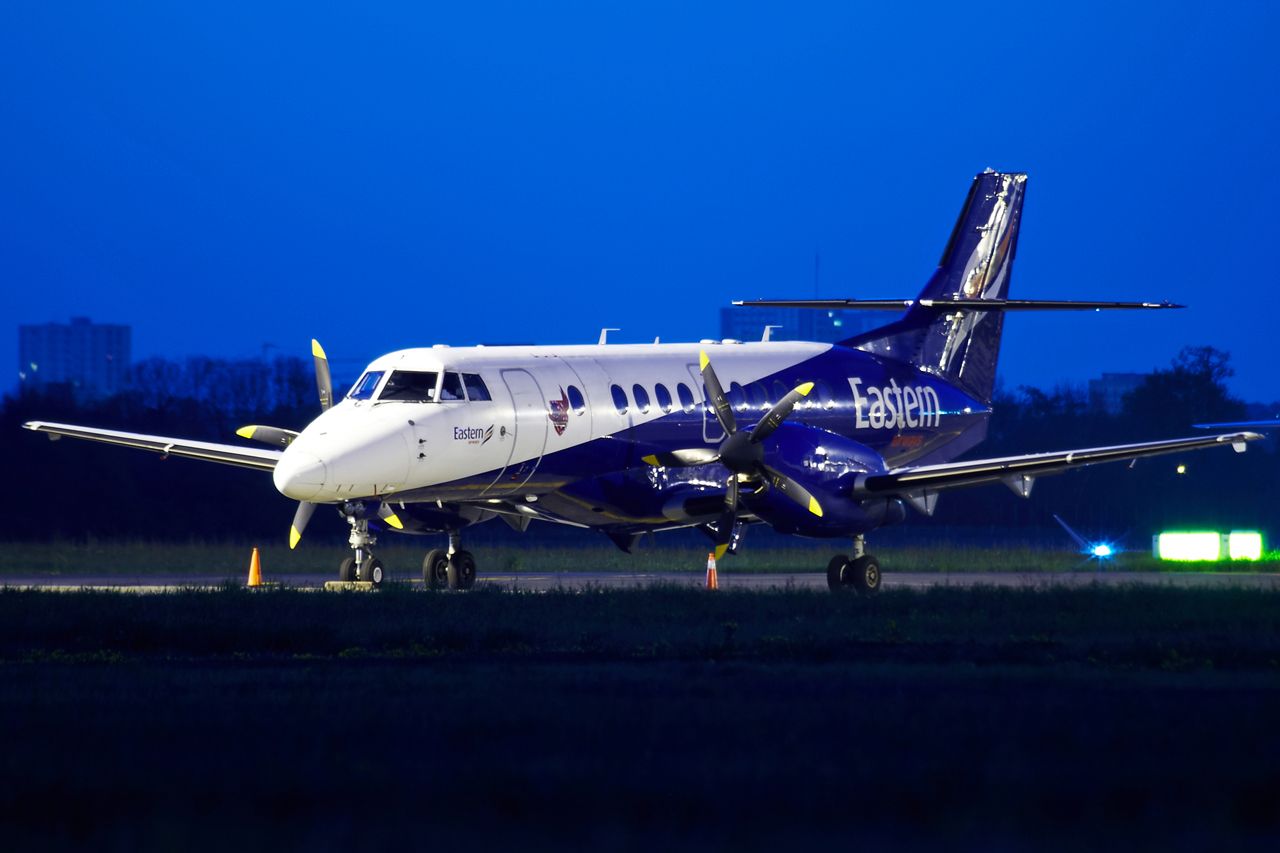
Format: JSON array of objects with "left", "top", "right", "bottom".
[
  {"left": 641, "top": 448, "right": 721, "bottom": 467},
  {"left": 762, "top": 466, "right": 824, "bottom": 517},
  {"left": 378, "top": 503, "right": 405, "bottom": 530},
  {"left": 713, "top": 475, "right": 739, "bottom": 561},
  {"left": 699, "top": 350, "right": 736, "bottom": 436},
  {"left": 312, "top": 339, "right": 333, "bottom": 412},
  {"left": 235, "top": 425, "right": 299, "bottom": 447},
  {"left": 750, "top": 382, "right": 814, "bottom": 444},
  {"left": 289, "top": 501, "right": 317, "bottom": 549}
]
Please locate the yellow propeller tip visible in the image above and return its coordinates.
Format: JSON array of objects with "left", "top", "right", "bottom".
[
  {"left": 289, "top": 527, "right": 302, "bottom": 549},
  {"left": 699, "top": 350, "right": 710, "bottom": 370},
  {"left": 641, "top": 455, "right": 660, "bottom": 466},
  {"left": 236, "top": 426, "right": 256, "bottom": 439},
  {"left": 808, "top": 497, "right": 823, "bottom": 517},
  {"left": 311, "top": 339, "right": 327, "bottom": 359},
  {"left": 384, "top": 513, "right": 404, "bottom": 530},
  {"left": 796, "top": 382, "right": 814, "bottom": 396},
  {"left": 713, "top": 544, "right": 728, "bottom": 561}
]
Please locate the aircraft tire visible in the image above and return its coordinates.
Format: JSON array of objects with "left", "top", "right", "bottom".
[
  {"left": 338, "top": 556, "right": 357, "bottom": 583},
  {"left": 826, "top": 555, "right": 850, "bottom": 592},
  {"left": 447, "top": 551, "right": 477, "bottom": 591},
  {"left": 848, "top": 554, "right": 881, "bottom": 595},
  {"left": 423, "top": 549, "right": 449, "bottom": 590},
  {"left": 362, "top": 556, "right": 385, "bottom": 587}
]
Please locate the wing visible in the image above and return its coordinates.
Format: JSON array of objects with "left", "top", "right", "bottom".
[
  {"left": 854, "top": 431, "right": 1261, "bottom": 511},
  {"left": 23, "top": 421, "right": 281, "bottom": 472}
]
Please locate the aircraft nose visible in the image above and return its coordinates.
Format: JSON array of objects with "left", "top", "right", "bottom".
[{"left": 273, "top": 448, "right": 328, "bottom": 501}]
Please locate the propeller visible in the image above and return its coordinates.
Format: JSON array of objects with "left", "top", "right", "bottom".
[
  {"left": 649, "top": 350, "right": 823, "bottom": 559},
  {"left": 235, "top": 339, "right": 338, "bottom": 548}
]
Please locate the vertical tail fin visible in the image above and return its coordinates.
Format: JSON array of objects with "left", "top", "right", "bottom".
[{"left": 846, "top": 170, "right": 1027, "bottom": 403}]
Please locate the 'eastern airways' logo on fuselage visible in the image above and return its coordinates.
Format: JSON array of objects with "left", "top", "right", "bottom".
[
  {"left": 454, "top": 425, "right": 494, "bottom": 445},
  {"left": 849, "top": 378, "right": 941, "bottom": 429}
]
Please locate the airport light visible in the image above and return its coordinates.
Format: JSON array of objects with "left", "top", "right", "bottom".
[
  {"left": 1228, "top": 531, "right": 1263, "bottom": 561},
  {"left": 1091, "top": 543, "right": 1114, "bottom": 559},
  {"left": 1155, "top": 532, "right": 1223, "bottom": 561}
]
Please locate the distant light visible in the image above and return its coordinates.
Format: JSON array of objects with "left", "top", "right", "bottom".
[
  {"left": 1176, "top": 464, "right": 1187, "bottom": 475},
  {"left": 1156, "top": 531, "right": 1222, "bottom": 561},
  {"left": 1091, "top": 543, "right": 1114, "bottom": 559},
  {"left": 1228, "top": 531, "right": 1263, "bottom": 561}
]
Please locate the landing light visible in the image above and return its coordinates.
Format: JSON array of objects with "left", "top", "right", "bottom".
[{"left": 1091, "top": 543, "right": 1114, "bottom": 559}]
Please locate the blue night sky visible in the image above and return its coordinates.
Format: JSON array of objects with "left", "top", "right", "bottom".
[{"left": 3, "top": 2, "right": 1278, "bottom": 399}]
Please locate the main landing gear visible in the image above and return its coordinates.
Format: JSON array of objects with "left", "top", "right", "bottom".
[
  {"left": 422, "top": 531, "right": 477, "bottom": 591},
  {"left": 338, "top": 511, "right": 385, "bottom": 586},
  {"left": 827, "top": 535, "right": 882, "bottom": 595}
]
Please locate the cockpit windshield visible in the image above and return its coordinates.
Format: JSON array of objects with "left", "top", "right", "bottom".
[
  {"left": 347, "top": 371, "right": 385, "bottom": 401},
  {"left": 380, "top": 370, "right": 439, "bottom": 402}
]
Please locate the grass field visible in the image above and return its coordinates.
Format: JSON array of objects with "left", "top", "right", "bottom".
[
  {"left": 2, "top": 585, "right": 1278, "bottom": 850},
  {"left": 4, "top": 538, "right": 1278, "bottom": 577}
]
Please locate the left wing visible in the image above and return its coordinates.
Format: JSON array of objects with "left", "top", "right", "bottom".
[
  {"left": 23, "top": 421, "right": 282, "bottom": 472},
  {"left": 854, "top": 432, "right": 1260, "bottom": 509}
]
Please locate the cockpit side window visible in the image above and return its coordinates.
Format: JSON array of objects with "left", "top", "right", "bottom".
[
  {"left": 348, "top": 371, "right": 385, "bottom": 401},
  {"left": 439, "top": 372, "right": 466, "bottom": 401},
  {"left": 462, "top": 373, "right": 492, "bottom": 401},
  {"left": 380, "top": 370, "right": 439, "bottom": 402}
]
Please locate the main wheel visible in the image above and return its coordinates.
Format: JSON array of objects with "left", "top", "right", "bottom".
[
  {"left": 847, "top": 554, "right": 881, "bottom": 595},
  {"left": 423, "top": 549, "right": 449, "bottom": 590},
  {"left": 338, "top": 556, "right": 356, "bottom": 583},
  {"left": 361, "top": 556, "right": 385, "bottom": 587},
  {"left": 447, "top": 550, "right": 477, "bottom": 591},
  {"left": 826, "top": 554, "right": 850, "bottom": 592}
]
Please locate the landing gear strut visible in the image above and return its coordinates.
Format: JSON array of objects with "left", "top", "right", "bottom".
[
  {"left": 423, "top": 531, "right": 477, "bottom": 591},
  {"left": 827, "top": 535, "right": 881, "bottom": 595},
  {"left": 340, "top": 507, "right": 385, "bottom": 587}
]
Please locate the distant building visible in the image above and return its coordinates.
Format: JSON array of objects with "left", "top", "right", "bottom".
[
  {"left": 18, "top": 317, "right": 131, "bottom": 399},
  {"left": 1088, "top": 372, "right": 1147, "bottom": 415},
  {"left": 718, "top": 307, "right": 879, "bottom": 344}
]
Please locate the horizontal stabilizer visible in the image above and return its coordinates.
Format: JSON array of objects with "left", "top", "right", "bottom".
[{"left": 733, "top": 298, "right": 1183, "bottom": 311}]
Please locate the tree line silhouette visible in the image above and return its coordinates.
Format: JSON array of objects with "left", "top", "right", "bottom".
[{"left": 3, "top": 346, "right": 1274, "bottom": 545}]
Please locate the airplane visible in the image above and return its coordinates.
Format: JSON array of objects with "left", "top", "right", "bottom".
[{"left": 23, "top": 169, "right": 1263, "bottom": 593}]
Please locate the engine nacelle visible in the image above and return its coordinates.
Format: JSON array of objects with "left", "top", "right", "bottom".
[{"left": 746, "top": 423, "right": 903, "bottom": 538}]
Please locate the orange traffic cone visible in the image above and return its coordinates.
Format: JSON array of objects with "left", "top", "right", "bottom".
[
  {"left": 705, "top": 552, "right": 719, "bottom": 590},
  {"left": 247, "top": 547, "right": 263, "bottom": 587}
]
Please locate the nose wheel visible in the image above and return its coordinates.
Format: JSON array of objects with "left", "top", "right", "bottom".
[{"left": 339, "top": 508, "right": 386, "bottom": 587}]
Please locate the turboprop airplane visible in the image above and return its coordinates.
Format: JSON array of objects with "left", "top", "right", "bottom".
[{"left": 23, "top": 170, "right": 1263, "bottom": 592}]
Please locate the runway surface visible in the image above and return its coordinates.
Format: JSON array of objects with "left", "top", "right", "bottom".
[{"left": 3, "top": 571, "right": 1279, "bottom": 593}]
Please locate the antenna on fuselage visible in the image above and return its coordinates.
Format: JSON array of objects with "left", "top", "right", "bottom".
[
  {"left": 598, "top": 328, "right": 620, "bottom": 345},
  {"left": 762, "top": 325, "right": 782, "bottom": 342}
]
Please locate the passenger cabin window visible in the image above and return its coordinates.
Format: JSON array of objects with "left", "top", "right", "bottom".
[
  {"left": 748, "top": 382, "right": 767, "bottom": 411},
  {"left": 677, "top": 383, "right": 695, "bottom": 412},
  {"left": 348, "top": 371, "right": 385, "bottom": 401},
  {"left": 462, "top": 373, "right": 491, "bottom": 401},
  {"left": 611, "top": 384, "right": 629, "bottom": 415},
  {"left": 567, "top": 385, "right": 586, "bottom": 414},
  {"left": 633, "top": 384, "right": 650, "bottom": 414},
  {"left": 439, "top": 372, "right": 466, "bottom": 401},
  {"left": 380, "top": 370, "right": 439, "bottom": 402},
  {"left": 654, "top": 383, "right": 673, "bottom": 413}
]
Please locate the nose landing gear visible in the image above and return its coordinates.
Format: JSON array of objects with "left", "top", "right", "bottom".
[
  {"left": 826, "top": 535, "right": 882, "bottom": 594},
  {"left": 339, "top": 505, "right": 386, "bottom": 587}
]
